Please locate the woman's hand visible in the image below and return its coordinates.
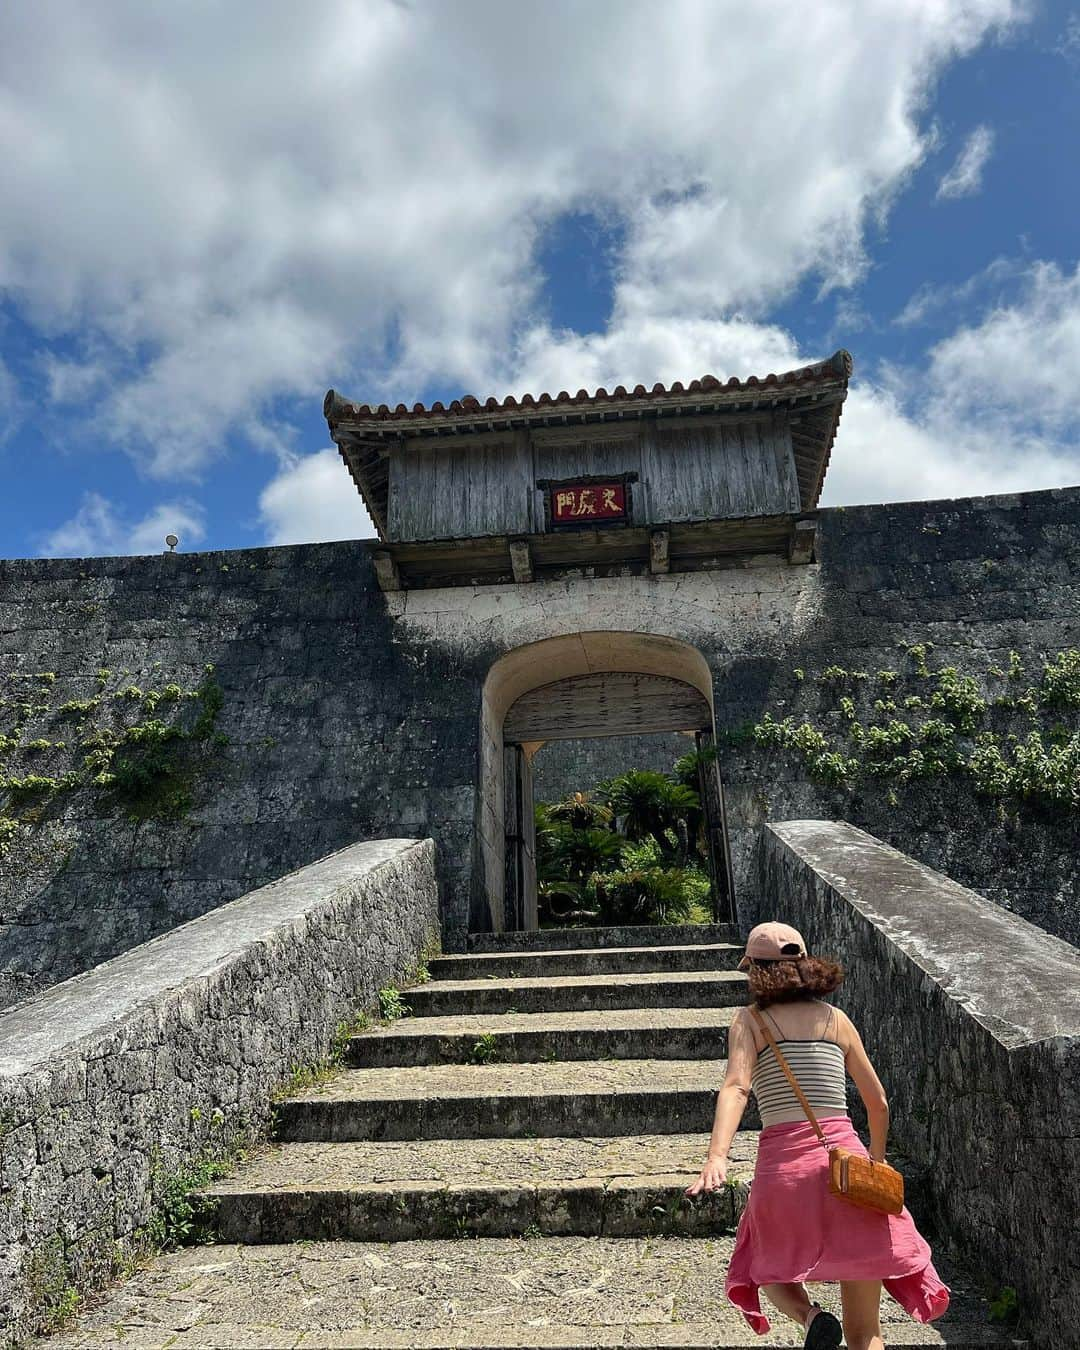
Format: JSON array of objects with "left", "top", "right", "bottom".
[{"left": 685, "top": 1155, "right": 728, "bottom": 1196}]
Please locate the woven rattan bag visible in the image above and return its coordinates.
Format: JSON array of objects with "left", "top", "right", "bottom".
[{"left": 750, "top": 1005, "right": 904, "bottom": 1217}]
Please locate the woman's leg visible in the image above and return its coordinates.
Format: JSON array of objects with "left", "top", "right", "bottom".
[
  {"left": 840, "top": 1280, "right": 884, "bottom": 1350},
  {"left": 760, "top": 1282, "right": 813, "bottom": 1327}
]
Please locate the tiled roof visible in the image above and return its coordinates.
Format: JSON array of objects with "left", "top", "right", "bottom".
[
  {"left": 324, "top": 349, "right": 852, "bottom": 432},
  {"left": 326, "top": 350, "right": 852, "bottom": 536}
]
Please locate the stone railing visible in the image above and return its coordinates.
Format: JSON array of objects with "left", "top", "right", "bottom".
[
  {"left": 759, "top": 820, "right": 1079, "bottom": 1348},
  {"left": 0, "top": 838, "right": 438, "bottom": 1346}
]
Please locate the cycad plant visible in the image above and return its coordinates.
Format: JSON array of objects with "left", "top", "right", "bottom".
[
  {"left": 534, "top": 754, "right": 714, "bottom": 929},
  {"left": 548, "top": 790, "right": 613, "bottom": 830},
  {"left": 600, "top": 770, "right": 699, "bottom": 863}
]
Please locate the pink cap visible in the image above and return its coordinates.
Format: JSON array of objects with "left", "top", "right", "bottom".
[{"left": 738, "top": 921, "right": 808, "bottom": 969}]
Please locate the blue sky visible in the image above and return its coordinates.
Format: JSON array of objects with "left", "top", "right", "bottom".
[{"left": 1, "top": 1, "right": 1078, "bottom": 558}]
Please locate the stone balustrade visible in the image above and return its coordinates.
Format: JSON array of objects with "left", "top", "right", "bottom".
[
  {"left": 760, "top": 819, "right": 1080, "bottom": 1348},
  {"left": 0, "top": 837, "right": 437, "bottom": 1345}
]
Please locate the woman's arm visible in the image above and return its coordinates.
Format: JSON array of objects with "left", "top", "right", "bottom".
[
  {"left": 684, "top": 1009, "right": 756, "bottom": 1195},
  {"left": 836, "top": 1009, "right": 890, "bottom": 1161}
]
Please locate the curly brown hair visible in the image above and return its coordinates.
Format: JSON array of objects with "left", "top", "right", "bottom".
[{"left": 745, "top": 955, "right": 844, "bottom": 1007}]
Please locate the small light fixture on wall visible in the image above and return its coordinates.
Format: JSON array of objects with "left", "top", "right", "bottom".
[{"left": 165, "top": 534, "right": 179, "bottom": 552}]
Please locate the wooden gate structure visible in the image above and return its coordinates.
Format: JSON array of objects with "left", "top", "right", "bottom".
[{"left": 325, "top": 351, "right": 851, "bottom": 931}]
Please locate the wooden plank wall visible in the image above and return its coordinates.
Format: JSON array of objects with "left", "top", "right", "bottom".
[
  {"left": 504, "top": 673, "right": 712, "bottom": 742},
  {"left": 386, "top": 416, "right": 801, "bottom": 542},
  {"left": 388, "top": 434, "right": 533, "bottom": 541},
  {"left": 643, "top": 417, "right": 801, "bottom": 523}
]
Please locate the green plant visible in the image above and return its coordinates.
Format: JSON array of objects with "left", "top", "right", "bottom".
[
  {"left": 330, "top": 1010, "right": 371, "bottom": 1057},
  {"left": 928, "top": 667, "right": 985, "bottom": 732},
  {"left": 28, "top": 1237, "right": 82, "bottom": 1334},
  {"left": 600, "top": 770, "right": 699, "bottom": 856},
  {"left": 378, "top": 985, "right": 410, "bottom": 1021},
  {"left": 597, "top": 865, "right": 704, "bottom": 925},
  {"left": 988, "top": 1285, "right": 1019, "bottom": 1325},
  {"left": 1040, "top": 649, "right": 1080, "bottom": 710},
  {"left": 547, "top": 790, "right": 613, "bottom": 830},
  {"left": 906, "top": 643, "right": 933, "bottom": 677},
  {"left": 56, "top": 697, "right": 100, "bottom": 718},
  {"left": 146, "top": 1153, "right": 234, "bottom": 1249},
  {"left": 470, "top": 1033, "right": 499, "bottom": 1064}
]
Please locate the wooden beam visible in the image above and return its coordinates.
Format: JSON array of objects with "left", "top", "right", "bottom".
[
  {"left": 372, "top": 551, "right": 403, "bottom": 592},
  {"left": 650, "top": 528, "right": 670, "bottom": 574},
  {"left": 508, "top": 538, "right": 534, "bottom": 584},
  {"left": 789, "top": 518, "right": 817, "bottom": 565}
]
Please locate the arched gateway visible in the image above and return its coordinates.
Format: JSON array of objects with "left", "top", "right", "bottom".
[
  {"left": 480, "top": 632, "right": 735, "bottom": 932},
  {"left": 325, "top": 351, "right": 851, "bottom": 937}
]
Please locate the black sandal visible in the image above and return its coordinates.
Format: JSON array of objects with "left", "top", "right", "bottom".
[{"left": 804, "top": 1305, "right": 843, "bottom": 1350}]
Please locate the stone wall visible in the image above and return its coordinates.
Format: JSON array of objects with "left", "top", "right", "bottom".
[
  {"left": 0, "top": 838, "right": 438, "bottom": 1345},
  {"left": 760, "top": 819, "right": 1080, "bottom": 1349},
  {"left": 531, "top": 732, "right": 692, "bottom": 804},
  {"left": 0, "top": 543, "right": 476, "bottom": 1005},
  {"left": 2, "top": 483, "right": 1079, "bottom": 1001}
]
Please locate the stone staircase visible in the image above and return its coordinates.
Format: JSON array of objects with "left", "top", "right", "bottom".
[{"left": 41, "top": 925, "right": 1010, "bottom": 1348}]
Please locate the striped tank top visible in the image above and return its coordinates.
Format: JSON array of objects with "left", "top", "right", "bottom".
[{"left": 751, "top": 1005, "right": 849, "bottom": 1128}]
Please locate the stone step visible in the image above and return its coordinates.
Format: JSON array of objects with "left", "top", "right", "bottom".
[
  {"left": 348, "top": 1006, "right": 739, "bottom": 1067},
  {"left": 467, "top": 922, "right": 740, "bottom": 952},
  {"left": 428, "top": 943, "right": 743, "bottom": 982},
  {"left": 36, "top": 1236, "right": 1011, "bottom": 1348},
  {"left": 200, "top": 1132, "right": 758, "bottom": 1243},
  {"left": 273, "top": 1059, "right": 749, "bottom": 1142},
  {"left": 402, "top": 968, "right": 748, "bottom": 1017}
]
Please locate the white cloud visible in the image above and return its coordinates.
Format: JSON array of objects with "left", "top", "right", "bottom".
[
  {"left": 259, "top": 450, "right": 375, "bottom": 545},
  {"left": 936, "top": 124, "right": 995, "bottom": 200},
  {"left": 0, "top": 356, "right": 17, "bottom": 422},
  {"left": 0, "top": 0, "right": 1020, "bottom": 479},
  {"left": 922, "top": 261, "right": 1080, "bottom": 434},
  {"left": 508, "top": 258, "right": 1080, "bottom": 510},
  {"left": 38, "top": 492, "right": 206, "bottom": 558},
  {"left": 1053, "top": 14, "right": 1080, "bottom": 64},
  {"left": 41, "top": 354, "right": 110, "bottom": 405},
  {"left": 894, "top": 256, "right": 1025, "bottom": 326},
  {"left": 507, "top": 314, "right": 801, "bottom": 402},
  {"left": 828, "top": 261, "right": 1080, "bottom": 502}
]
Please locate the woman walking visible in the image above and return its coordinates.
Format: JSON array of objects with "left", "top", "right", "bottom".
[{"left": 686, "top": 922, "right": 949, "bottom": 1350}]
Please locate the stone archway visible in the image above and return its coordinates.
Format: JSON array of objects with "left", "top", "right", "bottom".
[{"left": 477, "top": 632, "right": 734, "bottom": 935}]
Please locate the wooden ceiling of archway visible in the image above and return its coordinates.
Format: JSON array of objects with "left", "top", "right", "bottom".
[{"left": 503, "top": 672, "right": 711, "bottom": 743}]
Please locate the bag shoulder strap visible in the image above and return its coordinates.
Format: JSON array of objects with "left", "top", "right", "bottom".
[{"left": 750, "top": 1004, "right": 831, "bottom": 1155}]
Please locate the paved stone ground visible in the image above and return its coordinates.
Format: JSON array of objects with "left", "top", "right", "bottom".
[
  {"left": 426, "top": 945, "right": 743, "bottom": 980},
  {"left": 355, "top": 1008, "right": 739, "bottom": 1043},
  {"left": 403, "top": 970, "right": 747, "bottom": 1016},
  {"left": 289, "top": 1061, "right": 728, "bottom": 1103},
  {"left": 207, "top": 1134, "right": 760, "bottom": 1190},
  {"left": 33, "top": 926, "right": 1008, "bottom": 1348},
  {"left": 36, "top": 1237, "right": 1010, "bottom": 1348},
  {"left": 408, "top": 972, "right": 745, "bottom": 999}
]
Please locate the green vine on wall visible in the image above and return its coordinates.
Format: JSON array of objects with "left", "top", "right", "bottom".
[
  {"left": 0, "top": 665, "right": 228, "bottom": 855},
  {"left": 725, "top": 645, "right": 1080, "bottom": 814}
]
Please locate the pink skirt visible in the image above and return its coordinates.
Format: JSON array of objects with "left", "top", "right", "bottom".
[{"left": 725, "top": 1116, "right": 950, "bottom": 1335}]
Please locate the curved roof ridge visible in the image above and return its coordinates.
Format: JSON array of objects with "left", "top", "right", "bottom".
[{"left": 324, "top": 349, "right": 852, "bottom": 426}]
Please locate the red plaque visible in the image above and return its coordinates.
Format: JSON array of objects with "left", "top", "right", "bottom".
[{"left": 551, "top": 482, "right": 628, "bottom": 524}]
